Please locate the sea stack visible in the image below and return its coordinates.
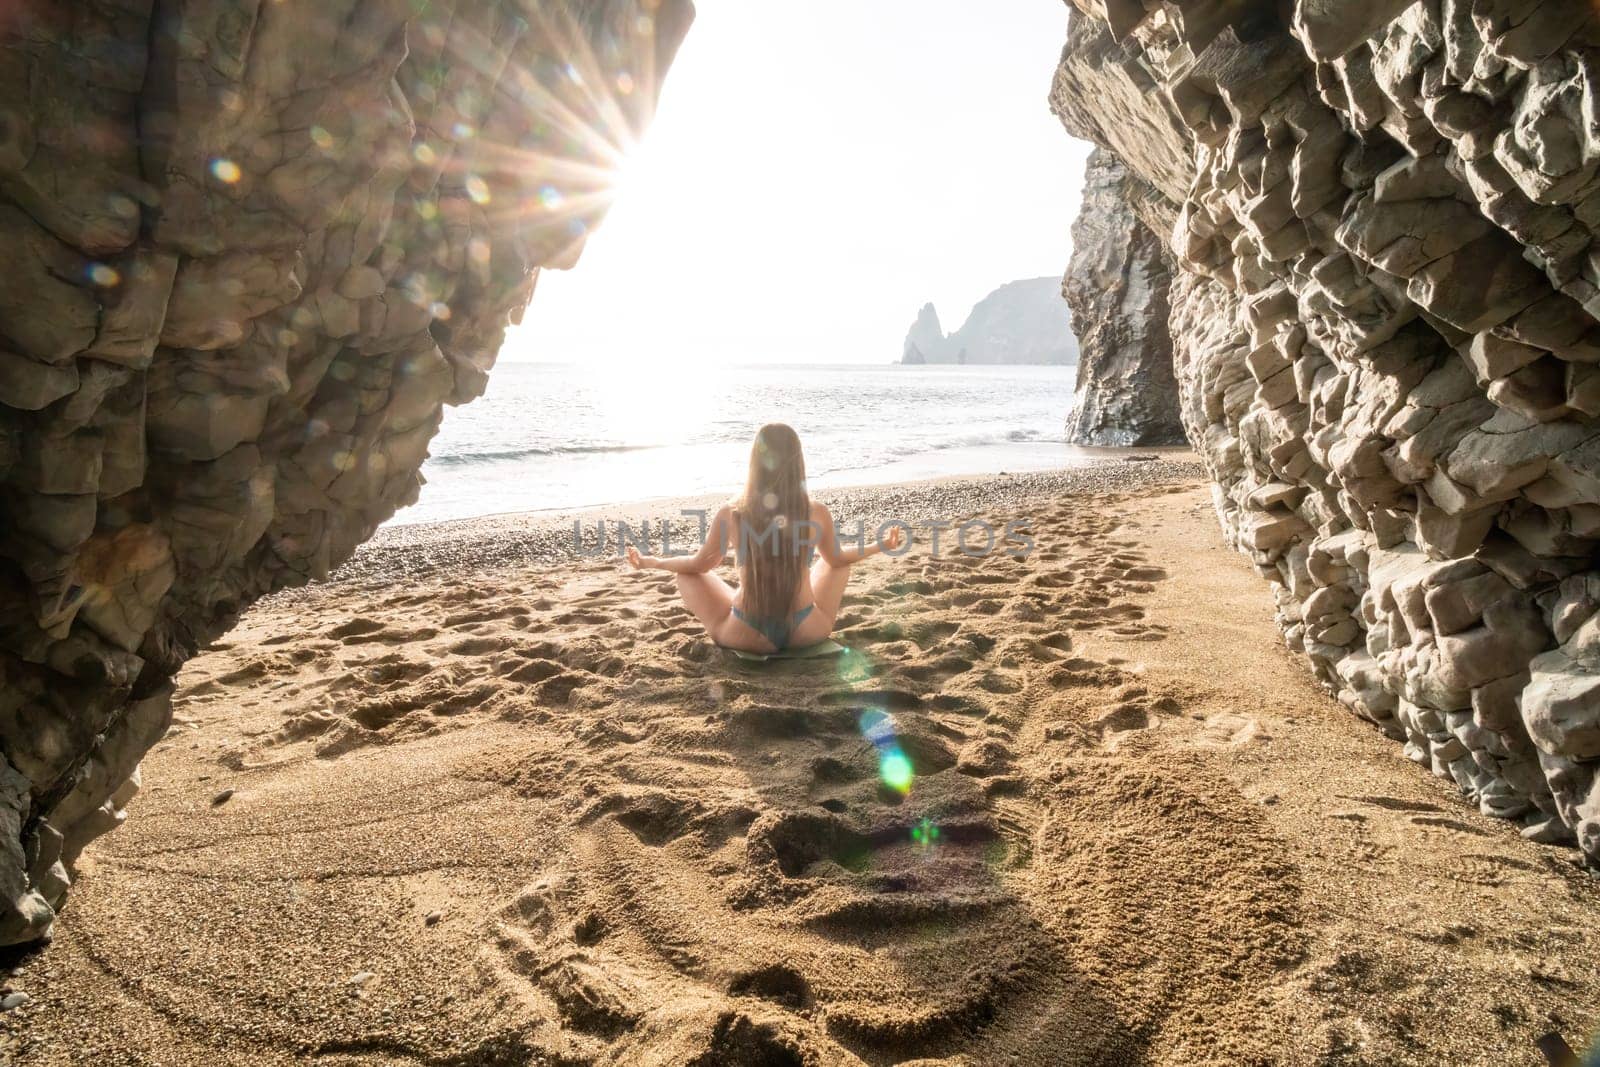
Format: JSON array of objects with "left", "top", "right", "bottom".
[{"left": 1061, "top": 148, "right": 1185, "bottom": 446}]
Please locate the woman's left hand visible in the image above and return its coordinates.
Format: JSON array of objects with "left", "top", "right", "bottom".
[
  {"left": 880, "top": 525, "right": 906, "bottom": 553},
  {"left": 625, "top": 546, "right": 652, "bottom": 570}
]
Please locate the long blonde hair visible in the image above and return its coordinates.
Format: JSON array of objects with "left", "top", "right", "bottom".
[{"left": 736, "top": 423, "right": 809, "bottom": 620}]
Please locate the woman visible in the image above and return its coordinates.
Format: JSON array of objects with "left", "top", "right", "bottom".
[{"left": 625, "top": 423, "right": 904, "bottom": 653}]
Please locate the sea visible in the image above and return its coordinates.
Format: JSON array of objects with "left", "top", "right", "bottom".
[{"left": 396, "top": 362, "right": 1086, "bottom": 526}]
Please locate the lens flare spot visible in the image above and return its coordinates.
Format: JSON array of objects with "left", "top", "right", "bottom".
[
  {"left": 859, "top": 709, "right": 914, "bottom": 795},
  {"left": 415, "top": 199, "right": 438, "bottom": 221},
  {"left": 538, "top": 185, "right": 564, "bottom": 210},
  {"left": 309, "top": 125, "right": 334, "bottom": 151},
  {"left": 880, "top": 749, "right": 913, "bottom": 795},
  {"left": 451, "top": 122, "right": 477, "bottom": 140},
  {"left": 859, "top": 709, "right": 893, "bottom": 745},
  {"left": 834, "top": 650, "right": 874, "bottom": 685},
  {"left": 911, "top": 818, "right": 940, "bottom": 849},
  {"left": 85, "top": 262, "right": 120, "bottom": 287},
  {"left": 429, "top": 301, "right": 451, "bottom": 321},
  {"left": 208, "top": 157, "right": 241, "bottom": 184},
  {"left": 616, "top": 71, "right": 635, "bottom": 95},
  {"left": 464, "top": 174, "right": 491, "bottom": 205},
  {"left": 413, "top": 142, "right": 437, "bottom": 166}
]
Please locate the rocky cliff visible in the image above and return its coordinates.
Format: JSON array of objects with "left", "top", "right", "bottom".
[
  {"left": 1061, "top": 147, "right": 1185, "bottom": 445},
  {"left": 902, "top": 302, "right": 945, "bottom": 364},
  {"left": 899, "top": 277, "right": 1079, "bottom": 364},
  {"left": 1054, "top": 0, "right": 1600, "bottom": 861},
  {"left": 0, "top": 0, "right": 692, "bottom": 945}
]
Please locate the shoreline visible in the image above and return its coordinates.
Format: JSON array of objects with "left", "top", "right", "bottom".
[
  {"left": 315, "top": 450, "right": 1205, "bottom": 592},
  {"left": 392, "top": 443, "right": 1192, "bottom": 532}
]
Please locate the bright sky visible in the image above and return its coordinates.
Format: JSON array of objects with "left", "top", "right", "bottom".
[{"left": 505, "top": 0, "right": 1092, "bottom": 366}]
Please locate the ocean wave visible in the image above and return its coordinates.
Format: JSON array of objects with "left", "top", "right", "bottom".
[
  {"left": 431, "top": 428, "right": 1062, "bottom": 470},
  {"left": 430, "top": 443, "right": 656, "bottom": 465},
  {"left": 881, "top": 428, "right": 1058, "bottom": 455}
]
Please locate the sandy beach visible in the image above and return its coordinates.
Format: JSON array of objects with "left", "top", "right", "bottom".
[{"left": 3, "top": 457, "right": 1597, "bottom": 1066}]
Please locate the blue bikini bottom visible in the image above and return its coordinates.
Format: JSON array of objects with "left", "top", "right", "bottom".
[{"left": 731, "top": 604, "right": 815, "bottom": 650}]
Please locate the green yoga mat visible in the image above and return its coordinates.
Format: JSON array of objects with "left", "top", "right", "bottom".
[{"left": 727, "top": 640, "right": 848, "bottom": 663}]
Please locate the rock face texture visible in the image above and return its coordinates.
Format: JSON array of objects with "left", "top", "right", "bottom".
[
  {"left": 1054, "top": 0, "right": 1600, "bottom": 862},
  {"left": 0, "top": 0, "right": 691, "bottom": 944},
  {"left": 899, "top": 278, "right": 1079, "bottom": 365},
  {"left": 1062, "top": 148, "right": 1185, "bottom": 446}
]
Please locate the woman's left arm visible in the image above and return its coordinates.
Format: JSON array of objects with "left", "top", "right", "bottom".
[
  {"left": 626, "top": 506, "right": 730, "bottom": 574},
  {"left": 814, "top": 503, "right": 905, "bottom": 566}
]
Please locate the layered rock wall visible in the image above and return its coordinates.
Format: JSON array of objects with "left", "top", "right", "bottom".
[
  {"left": 1055, "top": 0, "right": 1600, "bottom": 860},
  {"left": 0, "top": 0, "right": 691, "bottom": 944},
  {"left": 1061, "top": 147, "right": 1185, "bottom": 445}
]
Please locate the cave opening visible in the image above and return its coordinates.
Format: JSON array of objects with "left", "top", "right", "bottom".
[{"left": 3, "top": 1, "right": 1600, "bottom": 1062}]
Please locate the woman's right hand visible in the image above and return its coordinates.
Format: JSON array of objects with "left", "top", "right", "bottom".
[{"left": 879, "top": 525, "right": 906, "bottom": 553}]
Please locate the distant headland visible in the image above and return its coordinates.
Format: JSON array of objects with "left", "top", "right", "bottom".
[{"left": 901, "top": 277, "right": 1078, "bottom": 365}]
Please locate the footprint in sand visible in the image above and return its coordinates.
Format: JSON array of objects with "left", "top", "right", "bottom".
[
  {"left": 1043, "top": 658, "right": 1126, "bottom": 690},
  {"left": 329, "top": 617, "right": 386, "bottom": 640},
  {"left": 819, "top": 688, "right": 923, "bottom": 711},
  {"left": 442, "top": 604, "right": 523, "bottom": 628},
  {"left": 899, "top": 655, "right": 976, "bottom": 686},
  {"left": 502, "top": 658, "right": 565, "bottom": 685},
  {"left": 727, "top": 963, "right": 813, "bottom": 1009},
  {"left": 1110, "top": 622, "right": 1171, "bottom": 642},
  {"left": 926, "top": 693, "right": 988, "bottom": 720},
  {"left": 956, "top": 736, "right": 1015, "bottom": 777},
  {"left": 552, "top": 609, "right": 610, "bottom": 626},
  {"left": 725, "top": 704, "right": 856, "bottom": 741},
  {"left": 904, "top": 620, "right": 960, "bottom": 648},
  {"left": 1092, "top": 701, "right": 1153, "bottom": 737},
  {"left": 583, "top": 789, "right": 707, "bottom": 847},
  {"left": 837, "top": 619, "right": 904, "bottom": 644},
  {"left": 808, "top": 754, "right": 868, "bottom": 786},
  {"left": 537, "top": 672, "right": 593, "bottom": 706},
  {"left": 344, "top": 624, "right": 440, "bottom": 646},
  {"left": 1190, "top": 712, "right": 1271, "bottom": 748},
  {"left": 447, "top": 635, "right": 508, "bottom": 656}
]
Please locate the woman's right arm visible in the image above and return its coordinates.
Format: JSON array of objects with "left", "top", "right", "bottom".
[{"left": 626, "top": 506, "right": 730, "bottom": 574}]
